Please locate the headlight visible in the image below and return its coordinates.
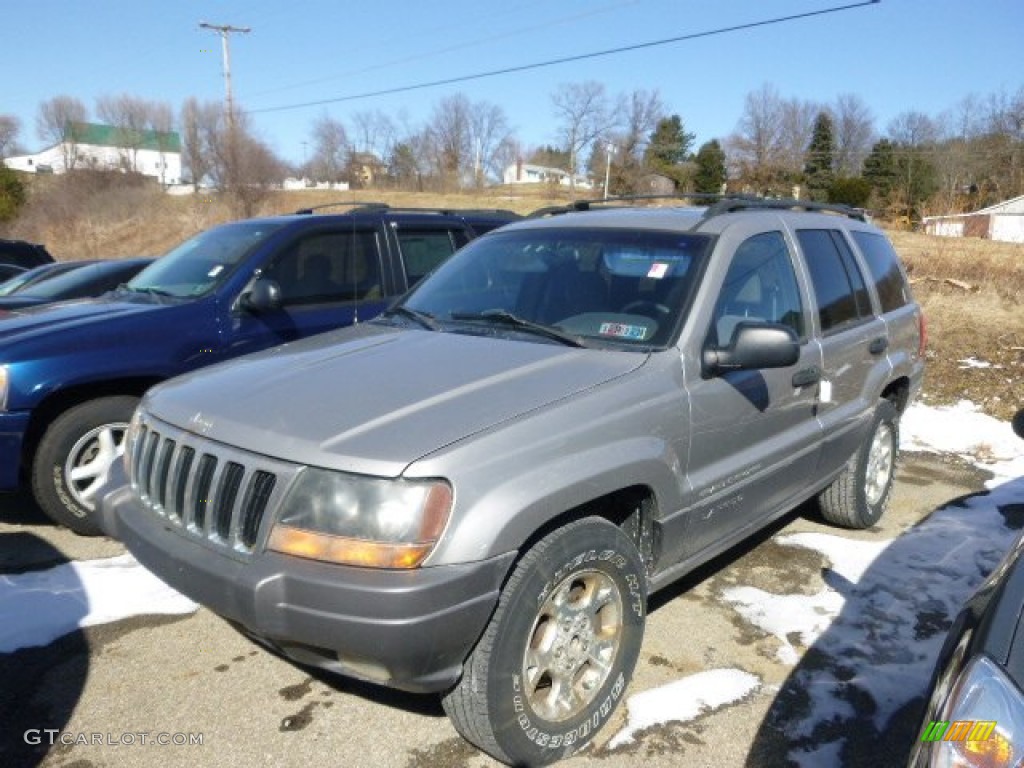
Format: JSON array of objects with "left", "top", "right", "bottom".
[
  {"left": 267, "top": 468, "right": 452, "bottom": 569},
  {"left": 0, "top": 365, "right": 8, "bottom": 411},
  {"left": 122, "top": 407, "right": 144, "bottom": 477},
  {"left": 915, "top": 655, "right": 1024, "bottom": 768}
]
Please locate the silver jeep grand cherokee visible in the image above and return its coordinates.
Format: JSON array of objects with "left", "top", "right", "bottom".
[{"left": 99, "top": 197, "right": 925, "bottom": 765}]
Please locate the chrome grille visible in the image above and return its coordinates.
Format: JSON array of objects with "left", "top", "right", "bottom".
[{"left": 129, "top": 413, "right": 296, "bottom": 555}]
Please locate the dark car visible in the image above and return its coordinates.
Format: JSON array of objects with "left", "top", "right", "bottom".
[
  {"left": 0, "top": 258, "right": 152, "bottom": 310},
  {"left": 0, "top": 239, "right": 55, "bottom": 280},
  {"left": 909, "top": 409, "right": 1024, "bottom": 768},
  {"left": 0, "top": 261, "right": 94, "bottom": 297}
]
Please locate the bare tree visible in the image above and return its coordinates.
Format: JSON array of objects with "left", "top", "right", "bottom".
[
  {"left": 36, "top": 95, "right": 88, "bottom": 170},
  {"left": 832, "top": 93, "right": 875, "bottom": 176},
  {"left": 180, "top": 98, "right": 220, "bottom": 191},
  {"left": 778, "top": 98, "right": 818, "bottom": 175},
  {"left": 207, "top": 111, "right": 285, "bottom": 216},
  {"left": 610, "top": 89, "right": 665, "bottom": 192},
  {"left": 350, "top": 109, "right": 396, "bottom": 158},
  {"left": 426, "top": 94, "right": 472, "bottom": 189},
  {"left": 467, "top": 100, "right": 512, "bottom": 186},
  {"left": 0, "top": 115, "right": 21, "bottom": 158},
  {"left": 97, "top": 93, "right": 159, "bottom": 173},
  {"left": 309, "top": 114, "right": 349, "bottom": 183},
  {"left": 726, "top": 83, "right": 787, "bottom": 193},
  {"left": 551, "top": 81, "right": 616, "bottom": 191}
]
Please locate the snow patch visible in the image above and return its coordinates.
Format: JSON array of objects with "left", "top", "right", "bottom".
[
  {"left": 0, "top": 554, "right": 197, "bottom": 653},
  {"left": 608, "top": 668, "right": 760, "bottom": 748}
]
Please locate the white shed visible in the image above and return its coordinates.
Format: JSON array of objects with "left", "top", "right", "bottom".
[{"left": 922, "top": 195, "right": 1024, "bottom": 244}]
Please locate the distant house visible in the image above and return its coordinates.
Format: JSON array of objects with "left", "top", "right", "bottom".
[
  {"left": 922, "top": 195, "right": 1024, "bottom": 244},
  {"left": 503, "top": 160, "right": 592, "bottom": 189},
  {"left": 4, "top": 122, "right": 182, "bottom": 185}
]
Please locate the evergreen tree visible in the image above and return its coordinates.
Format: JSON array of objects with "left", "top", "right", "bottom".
[
  {"left": 693, "top": 139, "right": 727, "bottom": 194},
  {"left": 804, "top": 111, "right": 835, "bottom": 201},
  {"left": 643, "top": 115, "right": 695, "bottom": 189},
  {"left": 863, "top": 138, "right": 899, "bottom": 202}
]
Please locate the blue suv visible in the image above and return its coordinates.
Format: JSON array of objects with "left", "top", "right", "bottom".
[{"left": 0, "top": 204, "right": 518, "bottom": 533}]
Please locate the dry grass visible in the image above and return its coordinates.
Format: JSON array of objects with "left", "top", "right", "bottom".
[
  {"left": 3, "top": 179, "right": 1021, "bottom": 419},
  {"left": 889, "top": 231, "right": 1024, "bottom": 421}
]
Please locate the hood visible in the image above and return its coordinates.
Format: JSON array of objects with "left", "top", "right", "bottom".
[
  {"left": 0, "top": 294, "right": 166, "bottom": 343},
  {"left": 147, "top": 325, "right": 647, "bottom": 477}
]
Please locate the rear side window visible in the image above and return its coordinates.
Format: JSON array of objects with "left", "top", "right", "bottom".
[
  {"left": 851, "top": 231, "right": 911, "bottom": 312},
  {"left": 797, "top": 229, "right": 871, "bottom": 334},
  {"left": 397, "top": 229, "right": 460, "bottom": 286}
]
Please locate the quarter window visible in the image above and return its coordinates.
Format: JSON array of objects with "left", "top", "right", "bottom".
[
  {"left": 851, "top": 231, "right": 911, "bottom": 312},
  {"left": 797, "top": 229, "right": 871, "bottom": 334}
]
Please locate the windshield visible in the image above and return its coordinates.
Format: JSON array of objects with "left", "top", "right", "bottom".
[
  {"left": 126, "top": 220, "right": 288, "bottom": 298},
  {"left": 401, "top": 227, "right": 712, "bottom": 348}
]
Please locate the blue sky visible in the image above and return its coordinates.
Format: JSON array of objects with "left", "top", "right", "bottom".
[{"left": 3, "top": 0, "right": 1022, "bottom": 167}]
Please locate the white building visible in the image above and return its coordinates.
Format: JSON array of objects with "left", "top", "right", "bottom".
[
  {"left": 4, "top": 122, "right": 182, "bottom": 185},
  {"left": 502, "top": 161, "right": 592, "bottom": 189},
  {"left": 922, "top": 195, "right": 1024, "bottom": 244}
]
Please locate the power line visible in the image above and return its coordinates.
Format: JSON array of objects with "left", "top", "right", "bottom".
[{"left": 248, "top": 0, "right": 882, "bottom": 116}]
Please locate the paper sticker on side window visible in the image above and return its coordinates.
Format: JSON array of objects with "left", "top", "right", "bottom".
[{"left": 599, "top": 322, "right": 647, "bottom": 340}]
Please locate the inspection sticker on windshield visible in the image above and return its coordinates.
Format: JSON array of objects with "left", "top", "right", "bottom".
[
  {"left": 599, "top": 322, "right": 647, "bottom": 340},
  {"left": 207, "top": 265, "right": 224, "bottom": 278},
  {"left": 647, "top": 262, "right": 669, "bottom": 279}
]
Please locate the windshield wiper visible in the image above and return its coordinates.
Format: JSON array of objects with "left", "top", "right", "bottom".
[
  {"left": 450, "top": 309, "right": 586, "bottom": 348},
  {"left": 384, "top": 305, "right": 441, "bottom": 331}
]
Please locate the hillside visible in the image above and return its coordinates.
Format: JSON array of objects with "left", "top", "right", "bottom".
[{"left": 4, "top": 184, "right": 1022, "bottom": 420}]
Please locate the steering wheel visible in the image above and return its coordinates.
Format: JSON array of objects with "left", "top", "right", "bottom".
[{"left": 620, "top": 300, "right": 670, "bottom": 318}]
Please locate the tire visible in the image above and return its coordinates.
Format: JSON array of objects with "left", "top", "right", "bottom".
[
  {"left": 31, "top": 395, "right": 139, "bottom": 536},
  {"left": 817, "top": 397, "right": 899, "bottom": 529},
  {"left": 442, "top": 517, "right": 646, "bottom": 766}
]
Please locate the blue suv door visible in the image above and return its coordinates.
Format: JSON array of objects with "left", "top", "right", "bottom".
[{"left": 228, "top": 226, "right": 392, "bottom": 354}]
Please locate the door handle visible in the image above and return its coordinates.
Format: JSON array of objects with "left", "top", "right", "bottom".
[
  {"left": 792, "top": 366, "right": 821, "bottom": 388},
  {"left": 869, "top": 337, "right": 889, "bottom": 355}
]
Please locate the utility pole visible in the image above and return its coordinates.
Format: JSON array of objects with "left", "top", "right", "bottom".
[{"left": 199, "top": 21, "right": 250, "bottom": 130}]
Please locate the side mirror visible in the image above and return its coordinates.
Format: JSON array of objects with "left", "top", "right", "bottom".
[
  {"left": 1012, "top": 410, "right": 1024, "bottom": 440},
  {"left": 241, "top": 278, "right": 282, "bottom": 313},
  {"left": 703, "top": 322, "right": 799, "bottom": 376}
]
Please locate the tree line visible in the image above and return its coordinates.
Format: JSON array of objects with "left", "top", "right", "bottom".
[{"left": 1, "top": 81, "right": 1022, "bottom": 221}]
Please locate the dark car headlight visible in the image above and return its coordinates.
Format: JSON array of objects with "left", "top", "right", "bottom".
[{"left": 914, "top": 655, "right": 1023, "bottom": 768}]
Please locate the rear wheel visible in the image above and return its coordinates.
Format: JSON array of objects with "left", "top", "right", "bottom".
[
  {"left": 443, "top": 517, "right": 646, "bottom": 765},
  {"left": 31, "top": 396, "right": 138, "bottom": 535},
  {"left": 818, "top": 397, "right": 899, "bottom": 529}
]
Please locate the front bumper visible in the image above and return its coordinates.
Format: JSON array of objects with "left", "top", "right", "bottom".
[
  {"left": 102, "top": 482, "right": 514, "bottom": 693},
  {"left": 0, "top": 410, "right": 30, "bottom": 490}
]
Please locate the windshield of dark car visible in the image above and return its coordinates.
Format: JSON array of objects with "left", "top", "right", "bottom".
[
  {"left": 401, "top": 227, "right": 712, "bottom": 348},
  {"left": 126, "top": 220, "right": 288, "bottom": 298}
]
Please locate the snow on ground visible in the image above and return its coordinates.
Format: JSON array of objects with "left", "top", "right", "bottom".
[
  {"left": 608, "top": 400, "right": 1024, "bottom": 757},
  {"left": 608, "top": 668, "right": 760, "bottom": 748},
  {"left": 0, "top": 553, "right": 196, "bottom": 653}
]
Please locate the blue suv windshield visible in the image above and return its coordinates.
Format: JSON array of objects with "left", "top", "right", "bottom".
[
  {"left": 402, "top": 227, "right": 712, "bottom": 348},
  {"left": 127, "top": 220, "right": 288, "bottom": 298}
]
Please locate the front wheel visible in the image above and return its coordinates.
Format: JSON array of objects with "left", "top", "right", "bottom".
[
  {"left": 443, "top": 517, "right": 647, "bottom": 765},
  {"left": 817, "top": 397, "right": 899, "bottom": 529},
  {"left": 31, "top": 396, "right": 139, "bottom": 535}
]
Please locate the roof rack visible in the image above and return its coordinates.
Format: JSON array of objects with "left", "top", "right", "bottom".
[
  {"left": 527, "top": 193, "right": 760, "bottom": 218},
  {"left": 697, "top": 197, "right": 867, "bottom": 223},
  {"left": 294, "top": 201, "right": 389, "bottom": 215},
  {"left": 294, "top": 202, "right": 521, "bottom": 218}
]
